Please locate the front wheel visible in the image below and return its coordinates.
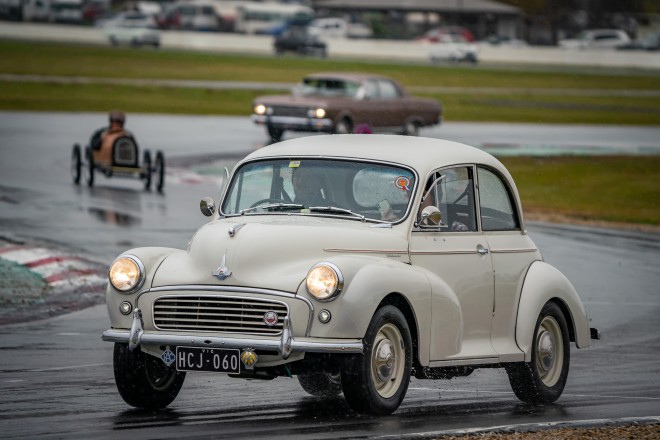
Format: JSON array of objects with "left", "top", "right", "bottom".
[
  {"left": 334, "top": 119, "right": 352, "bottom": 135},
  {"left": 341, "top": 305, "right": 412, "bottom": 415},
  {"left": 403, "top": 120, "right": 420, "bottom": 136},
  {"left": 298, "top": 372, "right": 343, "bottom": 397},
  {"left": 113, "top": 343, "right": 186, "bottom": 409},
  {"left": 267, "top": 126, "right": 284, "bottom": 143},
  {"left": 505, "top": 301, "right": 570, "bottom": 404},
  {"left": 71, "top": 144, "right": 81, "bottom": 184}
]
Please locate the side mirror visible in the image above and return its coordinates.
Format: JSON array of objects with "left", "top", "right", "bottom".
[
  {"left": 200, "top": 197, "right": 215, "bottom": 217},
  {"left": 420, "top": 205, "right": 442, "bottom": 226}
]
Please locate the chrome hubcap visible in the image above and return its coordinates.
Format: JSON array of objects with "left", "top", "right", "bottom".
[
  {"left": 374, "top": 339, "right": 395, "bottom": 382},
  {"left": 370, "top": 323, "right": 404, "bottom": 398}
]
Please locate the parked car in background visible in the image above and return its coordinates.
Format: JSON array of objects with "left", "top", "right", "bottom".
[
  {"left": 417, "top": 25, "right": 475, "bottom": 43},
  {"left": 559, "top": 29, "right": 630, "bottom": 49},
  {"left": 617, "top": 31, "right": 660, "bottom": 51},
  {"left": 252, "top": 72, "right": 441, "bottom": 142},
  {"left": 234, "top": 1, "right": 313, "bottom": 34},
  {"left": 50, "top": 0, "right": 83, "bottom": 23},
  {"left": 308, "top": 17, "right": 373, "bottom": 39},
  {"left": 102, "top": 134, "right": 597, "bottom": 415},
  {"left": 158, "top": 1, "right": 220, "bottom": 31},
  {"left": 273, "top": 25, "right": 327, "bottom": 58},
  {"left": 103, "top": 11, "right": 160, "bottom": 47},
  {"left": 428, "top": 34, "right": 478, "bottom": 63}
]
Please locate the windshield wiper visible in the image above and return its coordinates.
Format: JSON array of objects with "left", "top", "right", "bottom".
[
  {"left": 239, "top": 203, "right": 304, "bottom": 214},
  {"left": 308, "top": 206, "right": 366, "bottom": 222}
]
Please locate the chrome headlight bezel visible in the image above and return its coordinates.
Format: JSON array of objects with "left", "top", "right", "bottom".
[
  {"left": 308, "top": 108, "right": 326, "bottom": 119},
  {"left": 306, "top": 262, "right": 344, "bottom": 302},
  {"left": 254, "top": 104, "right": 267, "bottom": 115},
  {"left": 108, "top": 254, "right": 145, "bottom": 294}
]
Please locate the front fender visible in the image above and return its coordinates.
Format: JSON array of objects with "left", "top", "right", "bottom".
[
  {"left": 301, "top": 255, "right": 461, "bottom": 366},
  {"left": 516, "top": 261, "right": 591, "bottom": 361},
  {"left": 106, "top": 247, "right": 183, "bottom": 329}
]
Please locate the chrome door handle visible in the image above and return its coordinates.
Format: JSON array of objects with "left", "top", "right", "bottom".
[{"left": 477, "top": 245, "right": 489, "bottom": 255}]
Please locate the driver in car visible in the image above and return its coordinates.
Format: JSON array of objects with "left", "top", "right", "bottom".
[
  {"left": 292, "top": 167, "right": 328, "bottom": 207},
  {"left": 90, "top": 110, "right": 134, "bottom": 167}
]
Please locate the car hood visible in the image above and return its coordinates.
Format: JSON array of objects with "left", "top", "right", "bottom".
[
  {"left": 255, "top": 94, "right": 335, "bottom": 107},
  {"left": 152, "top": 217, "right": 410, "bottom": 292}
]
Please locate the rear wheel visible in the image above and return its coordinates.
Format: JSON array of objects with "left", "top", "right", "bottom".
[
  {"left": 83, "top": 146, "right": 94, "bottom": 187},
  {"left": 341, "top": 306, "right": 412, "bottom": 415},
  {"left": 403, "top": 120, "right": 420, "bottom": 136},
  {"left": 143, "top": 150, "right": 152, "bottom": 191},
  {"left": 505, "top": 302, "right": 570, "bottom": 404},
  {"left": 298, "top": 372, "right": 343, "bottom": 397},
  {"left": 71, "top": 144, "right": 81, "bottom": 184},
  {"left": 113, "top": 343, "right": 186, "bottom": 409},
  {"left": 155, "top": 151, "right": 165, "bottom": 192}
]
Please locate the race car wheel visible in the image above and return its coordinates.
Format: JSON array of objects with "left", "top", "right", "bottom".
[
  {"left": 155, "top": 151, "right": 165, "bottom": 193},
  {"left": 71, "top": 144, "right": 82, "bottom": 185},
  {"left": 298, "top": 372, "right": 343, "bottom": 397},
  {"left": 505, "top": 301, "right": 570, "bottom": 404},
  {"left": 143, "top": 150, "right": 152, "bottom": 191},
  {"left": 341, "top": 305, "right": 412, "bottom": 415},
  {"left": 83, "top": 146, "right": 94, "bottom": 187},
  {"left": 113, "top": 343, "right": 186, "bottom": 409}
]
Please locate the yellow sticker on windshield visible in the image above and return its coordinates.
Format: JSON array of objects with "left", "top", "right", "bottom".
[{"left": 289, "top": 161, "right": 301, "bottom": 168}]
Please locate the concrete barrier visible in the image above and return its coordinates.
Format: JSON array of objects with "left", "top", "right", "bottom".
[{"left": 1, "top": 21, "right": 659, "bottom": 69}]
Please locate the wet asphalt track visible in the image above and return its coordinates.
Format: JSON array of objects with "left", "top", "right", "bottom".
[{"left": 0, "top": 113, "right": 659, "bottom": 438}]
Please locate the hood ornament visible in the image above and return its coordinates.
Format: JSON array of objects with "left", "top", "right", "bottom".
[{"left": 212, "top": 251, "right": 232, "bottom": 281}]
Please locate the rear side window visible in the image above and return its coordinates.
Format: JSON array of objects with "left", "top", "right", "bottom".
[{"left": 477, "top": 167, "right": 519, "bottom": 231}]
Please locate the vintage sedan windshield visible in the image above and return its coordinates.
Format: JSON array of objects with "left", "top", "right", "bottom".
[{"left": 221, "top": 158, "right": 416, "bottom": 222}]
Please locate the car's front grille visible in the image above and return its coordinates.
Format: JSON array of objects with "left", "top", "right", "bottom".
[
  {"left": 270, "top": 106, "right": 309, "bottom": 118},
  {"left": 113, "top": 137, "right": 137, "bottom": 166},
  {"left": 153, "top": 296, "right": 288, "bottom": 335}
]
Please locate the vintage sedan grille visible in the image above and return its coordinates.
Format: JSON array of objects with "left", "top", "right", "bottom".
[
  {"left": 270, "top": 106, "right": 309, "bottom": 118},
  {"left": 153, "top": 296, "right": 288, "bottom": 335},
  {"left": 113, "top": 137, "right": 137, "bottom": 167}
]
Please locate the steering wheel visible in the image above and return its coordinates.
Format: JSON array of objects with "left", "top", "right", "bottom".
[{"left": 250, "top": 198, "right": 287, "bottom": 208}]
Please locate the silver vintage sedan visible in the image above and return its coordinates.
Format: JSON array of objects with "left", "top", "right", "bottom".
[{"left": 103, "top": 135, "right": 598, "bottom": 415}]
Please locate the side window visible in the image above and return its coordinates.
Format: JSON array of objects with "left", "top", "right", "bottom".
[
  {"left": 363, "top": 80, "right": 379, "bottom": 99},
  {"left": 477, "top": 167, "right": 519, "bottom": 231},
  {"left": 418, "top": 166, "right": 477, "bottom": 232},
  {"left": 378, "top": 80, "right": 400, "bottom": 99}
]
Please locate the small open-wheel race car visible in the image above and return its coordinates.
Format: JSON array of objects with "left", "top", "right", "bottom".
[{"left": 71, "top": 134, "right": 165, "bottom": 192}]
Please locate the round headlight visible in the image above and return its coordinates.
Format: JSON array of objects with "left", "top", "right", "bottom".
[
  {"left": 306, "top": 262, "right": 343, "bottom": 301},
  {"left": 313, "top": 108, "right": 326, "bottom": 118},
  {"left": 109, "top": 255, "right": 145, "bottom": 293},
  {"left": 254, "top": 104, "right": 267, "bottom": 115}
]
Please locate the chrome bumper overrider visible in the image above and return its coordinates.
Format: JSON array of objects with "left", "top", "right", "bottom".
[{"left": 102, "top": 309, "right": 363, "bottom": 359}]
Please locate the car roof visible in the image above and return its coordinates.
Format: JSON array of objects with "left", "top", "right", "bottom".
[
  {"left": 303, "top": 72, "right": 395, "bottom": 83},
  {"left": 243, "top": 135, "right": 510, "bottom": 180}
]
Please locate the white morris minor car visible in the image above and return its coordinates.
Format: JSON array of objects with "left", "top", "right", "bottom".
[{"left": 102, "top": 135, "right": 598, "bottom": 415}]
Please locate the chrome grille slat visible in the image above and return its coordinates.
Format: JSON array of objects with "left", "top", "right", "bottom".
[{"left": 153, "top": 295, "right": 288, "bottom": 335}]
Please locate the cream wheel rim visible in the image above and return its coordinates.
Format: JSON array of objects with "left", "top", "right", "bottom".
[{"left": 535, "top": 316, "right": 564, "bottom": 387}]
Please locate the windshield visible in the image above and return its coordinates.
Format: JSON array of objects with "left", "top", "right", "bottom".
[
  {"left": 296, "top": 78, "right": 361, "bottom": 97},
  {"left": 221, "top": 158, "right": 416, "bottom": 223}
]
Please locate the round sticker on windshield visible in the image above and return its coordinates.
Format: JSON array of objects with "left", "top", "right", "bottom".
[{"left": 395, "top": 176, "right": 411, "bottom": 192}]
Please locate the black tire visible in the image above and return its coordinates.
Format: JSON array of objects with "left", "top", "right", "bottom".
[
  {"left": 403, "top": 120, "right": 420, "bottom": 136},
  {"left": 505, "top": 301, "right": 570, "bottom": 404},
  {"left": 334, "top": 119, "right": 352, "bottom": 135},
  {"left": 143, "top": 150, "right": 152, "bottom": 191},
  {"left": 341, "top": 305, "right": 412, "bottom": 415},
  {"left": 83, "top": 146, "right": 94, "bottom": 187},
  {"left": 71, "top": 144, "right": 81, "bottom": 185},
  {"left": 298, "top": 372, "right": 343, "bottom": 397},
  {"left": 113, "top": 343, "right": 186, "bottom": 409},
  {"left": 267, "top": 126, "right": 284, "bottom": 143},
  {"left": 155, "top": 151, "right": 165, "bottom": 192}
]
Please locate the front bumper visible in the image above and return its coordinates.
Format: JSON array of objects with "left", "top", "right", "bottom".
[
  {"left": 102, "top": 309, "right": 363, "bottom": 359},
  {"left": 252, "top": 114, "right": 334, "bottom": 132}
]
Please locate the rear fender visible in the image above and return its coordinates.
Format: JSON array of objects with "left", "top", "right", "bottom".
[{"left": 516, "top": 261, "right": 591, "bottom": 361}]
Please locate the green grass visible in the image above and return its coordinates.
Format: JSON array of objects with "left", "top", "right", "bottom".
[
  {"left": 1, "top": 40, "right": 660, "bottom": 125},
  {"left": 500, "top": 156, "right": 660, "bottom": 226}
]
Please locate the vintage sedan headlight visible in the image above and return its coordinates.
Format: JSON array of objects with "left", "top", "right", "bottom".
[
  {"left": 306, "top": 262, "right": 343, "bottom": 301},
  {"left": 309, "top": 108, "right": 326, "bottom": 118},
  {"left": 108, "top": 255, "right": 145, "bottom": 293},
  {"left": 254, "top": 104, "right": 267, "bottom": 115}
]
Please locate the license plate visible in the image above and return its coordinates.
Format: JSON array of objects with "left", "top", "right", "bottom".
[{"left": 175, "top": 346, "right": 241, "bottom": 373}]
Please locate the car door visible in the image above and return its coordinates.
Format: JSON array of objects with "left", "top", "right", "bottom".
[
  {"left": 409, "top": 165, "right": 497, "bottom": 362},
  {"left": 476, "top": 166, "right": 541, "bottom": 361}
]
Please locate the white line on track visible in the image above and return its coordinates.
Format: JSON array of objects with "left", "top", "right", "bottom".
[
  {"left": 26, "top": 363, "right": 111, "bottom": 372},
  {"left": 410, "top": 386, "right": 660, "bottom": 400}
]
